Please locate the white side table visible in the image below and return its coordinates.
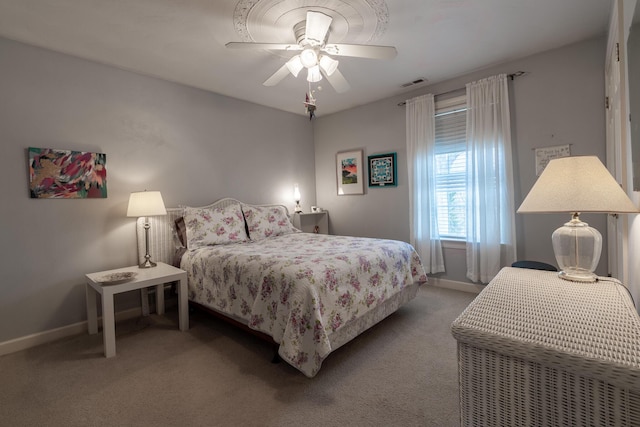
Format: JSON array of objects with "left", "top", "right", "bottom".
[
  {"left": 292, "top": 211, "right": 329, "bottom": 234},
  {"left": 85, "top": 262, "right": 188, "bottom": 357}
]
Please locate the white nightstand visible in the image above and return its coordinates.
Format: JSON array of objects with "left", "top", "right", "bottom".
[
  {"left": 85, "top": 262, "right": 188, "bottom": 357},
  {"left": 292, "top": 211, "right": 329, "bottom": 234}
]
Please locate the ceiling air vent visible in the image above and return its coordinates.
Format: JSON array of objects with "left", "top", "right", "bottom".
[{"left": 401, "top": 78, "right": 428, "bottom": 88}]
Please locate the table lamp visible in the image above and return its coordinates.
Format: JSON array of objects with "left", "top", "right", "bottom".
[
  {"left": 127, "top": 190, "right": 167, "bottom": 268},
  {"left": 517, "top": 156, "right": 637, "bottom": 282},
  {"left": 293, "top": 183, "right": 302, "bottom": 213}
]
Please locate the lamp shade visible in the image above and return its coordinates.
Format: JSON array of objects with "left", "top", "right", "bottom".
[
  {"left": 293, "top": 183, "right": 301, "bottom": 201},
  {"left": 517, "top": 155, "right": 637, "bottom": 282},
  {"left": 286, "top": 55, "right": 304, "bottom": 77},
  {"left": 319, "top": 55, "right": 339, "bottom": 76},
  {"left": 126, "top": 191, "right": 167, "bottom": 217},
  {"left": 300, "top": 48, "right": 318, "bottom": 68},
  {"left": 517, "top": 156, "right": 637, "bottom": 214},
  {"left": 307, "top": 65, "right": 322, "bottom": 83}
]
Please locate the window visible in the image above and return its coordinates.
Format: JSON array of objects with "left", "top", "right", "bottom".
[{"left": 434, "top": 96, "right": 467, "bottom": 240}]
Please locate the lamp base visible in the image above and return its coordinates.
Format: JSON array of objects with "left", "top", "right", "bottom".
[
  {"left": 139, "top": 220, "right": 157, "bottom": 268},
  {"left": 557, "top": 269, "right": 597, "bottom": 282},
  {"left": 139, "top": 259, "right": 157, "bottom": 269},
  {"left": 552, "top": 214, "right": 601, "bottom": 283}
]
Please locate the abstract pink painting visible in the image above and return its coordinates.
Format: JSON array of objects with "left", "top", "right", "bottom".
[{"left": 28, "top": 147, "right": 107, "bottom": 198}]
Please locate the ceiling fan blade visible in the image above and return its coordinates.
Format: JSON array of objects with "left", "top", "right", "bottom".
[
  {"left": 305, "top": 11, "right": 332, "bottom": 46},
  {"left": 323, "top": 44, "right": 397, "bottom": 60},
  {"left": 263, "top": 64, "right": 291, "bottom": 86},
  {"left": 323, "top": 68, "right": 350, "bottom": 93},
  {"left": 226, "top": 42, "right": 302, "bottom": 52}
]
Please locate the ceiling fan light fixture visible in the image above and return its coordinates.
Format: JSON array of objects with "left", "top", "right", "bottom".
[
  {"left": 307, "top": 65, "right": 323, "bottom": 83},
  {"left": 286, "top": 55, "right": 304, "bottom": 77},
  {"left": 232, "top": 10, "right": 396, "bottom": 93},
  {"left": 300, "top": 48, "right": 318, "bottom": 68},
  {"left": 319, "top": 55, "right": 339, "bottom": 76}
]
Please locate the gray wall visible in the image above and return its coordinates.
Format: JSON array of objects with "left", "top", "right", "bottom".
[
  {"left": 0, "top": 37, "right": 315, "bottom": 343},
  {"left": 629, "top": 17, "right": 640, "bottom": 190},
  {"left": 0, "top": 34, "right": 609, "bottom": 344},
  {"left": 314, "top": 36, "right": 608, "bottom": 285}
]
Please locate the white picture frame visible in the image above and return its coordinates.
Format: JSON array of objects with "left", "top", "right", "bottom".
[
  {"left": 336, "top": 149, "right": 364, "bottom": 195},
  {"left": 535, "top": 144, "right": 571, "bottom": 176}
]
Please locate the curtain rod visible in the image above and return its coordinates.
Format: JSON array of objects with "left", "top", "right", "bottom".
[{"left": 397, "top": 71, "right": 527, "bottom": 106}]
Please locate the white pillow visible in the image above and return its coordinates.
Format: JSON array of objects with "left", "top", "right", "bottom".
[
  {"left": 242, "top": 204, "right": 299, "bottom": 241},
  {"left": 183, "top": 204, "right": 248, "bottom": 248}
]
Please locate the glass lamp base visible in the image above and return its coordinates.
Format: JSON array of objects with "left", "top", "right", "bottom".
[
  {"left": 552, "top": 214, "right": 602, "bottom": 283},
  {"left": 557, "top": 269, "right": 598, "bottom": 282}
]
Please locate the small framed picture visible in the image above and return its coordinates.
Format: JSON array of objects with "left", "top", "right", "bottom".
[
  {"left": 368, "top": 152, "right": 397, "bottom": 187},
  {"left": 336, "top": 149, "right": 364, "bottom": 195}
]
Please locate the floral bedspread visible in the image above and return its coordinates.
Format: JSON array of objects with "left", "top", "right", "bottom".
[{"left": 181, "top": 232, "right": 428, "bottom": 377}]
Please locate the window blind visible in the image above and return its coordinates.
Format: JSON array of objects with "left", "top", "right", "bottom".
[{"left": 434, "top": 103, "right": 467, "bottom": 239}]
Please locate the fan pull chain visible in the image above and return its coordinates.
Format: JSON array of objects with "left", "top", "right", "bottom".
[{"left": 305, "top": 82, "right": 317, "bottom": 119}]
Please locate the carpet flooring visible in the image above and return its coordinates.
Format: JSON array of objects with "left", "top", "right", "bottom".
[{"left": 0, "top": 285, "right": 476, "bottom": 427}]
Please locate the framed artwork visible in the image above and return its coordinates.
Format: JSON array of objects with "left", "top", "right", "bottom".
[
  {"left": 534, "top": 144, "right": 571, "bottom": 176},
  {"left": 336, "top": 149, "right": 364, "bottom": 195},
  {"left": 28, "top": 147, "right": 107, "bottom": 199},
  {"left": 368, "top": 152, "right": 397, "bottom": 187}
]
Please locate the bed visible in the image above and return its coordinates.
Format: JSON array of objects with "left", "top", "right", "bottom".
[{"left": 138, "top": 198, "right": 428, "bottom": 377}]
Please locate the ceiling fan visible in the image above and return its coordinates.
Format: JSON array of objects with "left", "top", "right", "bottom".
[{"left": 225, "top": 10, "right": 397, "bottom": 93}]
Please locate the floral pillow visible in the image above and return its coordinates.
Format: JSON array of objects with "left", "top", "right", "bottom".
[
  {"left": 242, "top": 205, "right": 299, "bottom": 241},
  {"left": 183, "top": 204, "right": 249, "bottom": 248}
]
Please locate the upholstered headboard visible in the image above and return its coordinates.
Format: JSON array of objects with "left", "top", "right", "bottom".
[{"left": 135, "top": 198, "right": 290, "bottom": 266}]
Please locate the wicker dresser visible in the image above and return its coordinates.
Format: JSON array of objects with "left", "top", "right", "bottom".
[{"left": 451, "top": 267, "right": 640, "bottom": 426}]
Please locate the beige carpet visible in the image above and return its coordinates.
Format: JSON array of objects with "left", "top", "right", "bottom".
[{"left": 0, "top": 286, "right": 476, "bottom": 427}]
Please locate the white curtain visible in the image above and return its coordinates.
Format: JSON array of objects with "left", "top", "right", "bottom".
[
  {"left": 465, "top": 74, "right": 517, "bottom": 283},
  {"left": 406, "top": 94, "right": 445, "bottom": 274}
]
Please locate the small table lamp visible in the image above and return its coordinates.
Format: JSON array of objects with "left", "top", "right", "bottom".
[
  {"left": 127, "top": 191, "right": 167, "bottom": 268},
  {"left": 517, "top": 156, "right": 637, "bottom": 282},
  {"left": 293, "top": 183, "right": 302, "bottom": 213}
]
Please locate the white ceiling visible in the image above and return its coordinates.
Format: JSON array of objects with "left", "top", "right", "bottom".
[{"left": 0, "top": 0, "right": 611, "bottom": 116}]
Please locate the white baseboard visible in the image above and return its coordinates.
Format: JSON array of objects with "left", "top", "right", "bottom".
[
  {"left": 0, "top": 307, "right": 143, "bottom": 357},
  {"left": 0, "top": 280, "right": 479, "bottom": 357},
  {"left": 1, "top": 286, "right": 180, "bottom": 357},
  {"left": 430, "top": 277, "right": 484, "bottom": 294}
]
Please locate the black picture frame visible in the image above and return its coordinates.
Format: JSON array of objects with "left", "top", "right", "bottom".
[{"left": 368, "top": 152, "right": 397, "bottom": 187}]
